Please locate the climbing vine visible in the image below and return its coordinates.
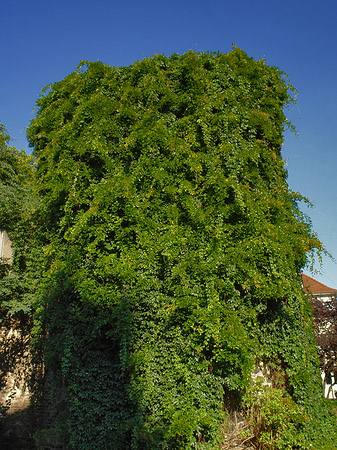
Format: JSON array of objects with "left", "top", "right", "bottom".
[{"left": 27, "top": 48, "right": 337, "bottom": 449}]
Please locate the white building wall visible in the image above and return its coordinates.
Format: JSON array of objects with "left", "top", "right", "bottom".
[
  {"left": 322, "top": 372, "right": 337, "bottom": 399},
  {"left": 0, "top": 230, "right": 13, "bottom": 264}
]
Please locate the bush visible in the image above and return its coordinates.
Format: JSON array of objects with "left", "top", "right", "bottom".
[{"left": 244, "top": 384, "right": 311, "bottom": 450}]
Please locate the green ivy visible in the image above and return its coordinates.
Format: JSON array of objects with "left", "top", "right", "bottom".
[{"left": 27, "top": 48, "right": 336, "bottom": 449}]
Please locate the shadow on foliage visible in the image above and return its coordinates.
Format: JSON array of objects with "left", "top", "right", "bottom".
[
  {"left": 35, "top": 272, "right": 141, "bottom": 450},
  {"left": 0, "top": 310, "right": 42, "bottom": 449}
]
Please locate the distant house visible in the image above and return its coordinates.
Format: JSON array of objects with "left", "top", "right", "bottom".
[
  {"left": 302, "top": 273, "right": 337, "bottom": 399},
  {"left": 0, "top": 230, "right": 13, "bottom": 264},
  {"left": 302, "top": 274, "right": 337, "bottom": 303}
]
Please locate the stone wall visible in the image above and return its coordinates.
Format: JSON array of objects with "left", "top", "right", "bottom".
[{"left": 0, "top": 312, "right": 39, "bottom": 449}]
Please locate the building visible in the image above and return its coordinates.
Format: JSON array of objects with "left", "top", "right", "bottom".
[{"left": 302, "top": 273, "right": 337, "bottom": 399}]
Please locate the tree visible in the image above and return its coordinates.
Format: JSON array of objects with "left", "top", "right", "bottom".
[
  {"left": 27, "top": 49, "right": 336, "bottom": 449},
  {"left": 0, "top": 124, "right": 35, "bottom": 230},
  {"left": 0, "top": 122, "right": 37, "bottom": 313}
]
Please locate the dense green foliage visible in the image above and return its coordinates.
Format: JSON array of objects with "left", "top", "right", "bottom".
[
  {"left": 26, "top": 49, "right": 337, "bottom": 449},
  {"left": 244, "top": 384, "right": 309, "bottom": 450},
  {"left": 0, "top": 123, "right": 36, "bottom": 234},
  {"left": 0, "top": 122, "right": 37, "bottom": 314}
]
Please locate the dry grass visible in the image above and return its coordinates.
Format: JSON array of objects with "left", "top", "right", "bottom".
[{"left": 221, "top": 410, "right": 256, "bottom": 450}]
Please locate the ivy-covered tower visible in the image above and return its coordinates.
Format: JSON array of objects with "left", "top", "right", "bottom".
[{"left": 27, "top": 48, "right": 336, "bottom": 449}]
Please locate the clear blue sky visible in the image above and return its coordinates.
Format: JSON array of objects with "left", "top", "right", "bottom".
[{"left": 1, "top": 0, "right": 336, "bottom": 286}]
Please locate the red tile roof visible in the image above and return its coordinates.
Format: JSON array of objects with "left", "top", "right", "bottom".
[{"left": 302, "top": 273, "right": 337, "bottom": 294}]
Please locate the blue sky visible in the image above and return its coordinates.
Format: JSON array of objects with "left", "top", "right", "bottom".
[{"left": 1, "top": 0, "right": 336, "bottom": 286}]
